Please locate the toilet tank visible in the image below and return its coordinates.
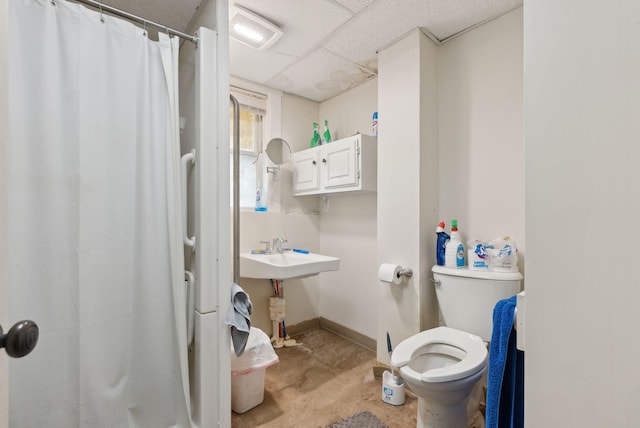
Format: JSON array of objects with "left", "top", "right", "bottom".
[{"left": 432, "top": 265, "right": 522, "bottom": 342}]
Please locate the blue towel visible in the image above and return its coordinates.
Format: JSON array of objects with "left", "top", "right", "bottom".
[
  {"left": 224, "top": 283, "right": 253, "bottom": 356},
  {"left": 486, "top": 295, "right": 524, "bottom": 428}
]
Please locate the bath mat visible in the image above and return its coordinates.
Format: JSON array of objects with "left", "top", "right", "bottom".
[{"left": 327, "top": 411, "right": 389, "bottom": 428}]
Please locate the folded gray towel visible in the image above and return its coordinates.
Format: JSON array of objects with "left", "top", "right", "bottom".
[{"left": 224, "top": 283, "right": 253, "bottom": 356}]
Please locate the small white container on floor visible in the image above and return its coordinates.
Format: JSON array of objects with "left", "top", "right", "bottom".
[{"left": 381, "top": 370, "right": 405, "bottom": 406}]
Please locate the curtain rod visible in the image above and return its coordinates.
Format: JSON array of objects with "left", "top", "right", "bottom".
[{"left": 73, "top": 0, "right": 199, "bottom": 45}]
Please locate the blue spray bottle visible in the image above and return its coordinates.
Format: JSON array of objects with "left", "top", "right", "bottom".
[{"left": 436, "top": 221, "right": 449, "bottom": 266}]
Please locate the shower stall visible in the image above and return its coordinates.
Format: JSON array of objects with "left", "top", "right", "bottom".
[{"left": 3, "top": 0, "right": 230, "bottom": 426}]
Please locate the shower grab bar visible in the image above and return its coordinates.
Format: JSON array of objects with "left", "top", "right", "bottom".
[
  {"left": 181, "top": 150, "right": 196, "bottom": 250},
  {"left": 185, "top": 270, "right": 195, "bottom": 346},
  {"left": 231, "top": 95, "right": 240, "bottom": 284}
]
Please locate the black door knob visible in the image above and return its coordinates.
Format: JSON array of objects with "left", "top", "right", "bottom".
[{"left": 0, "top": 320, "right": 39, "bottom": 358}]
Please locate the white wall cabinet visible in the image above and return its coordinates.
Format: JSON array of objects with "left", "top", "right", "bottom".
[{"left": 292, "top": 133, "right": 377, "bottom": 196}]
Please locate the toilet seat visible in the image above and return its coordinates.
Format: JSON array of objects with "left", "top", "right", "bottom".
[{"left": 391, "top": 326, "right": 487, "bottom": 383}]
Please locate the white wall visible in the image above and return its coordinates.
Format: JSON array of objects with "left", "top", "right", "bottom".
[
  {"left": 317, "top": 79, "right": 379, "bottom": 339},
  {"left": 240, "top": 79, "right": 381, "bottom": 338},
  {"left": 319, "top": 78, "right": 378, "bottom": 141},
  {"left": 525, "top": 1, "right": 640, "bottom": 425},
  {"left": 234, "top": 78, "right": 381, "bottom": 340},
  {"left": 377, "top": 30, "right": 440, "bottom": 363},
  {"left": 371, "top": 11, "right": 523, "bottom": 362},
  {"left": 439, "top": 8, "right": 524, "bottom": 257},
  {"left": 227, "top": 8, "right": 525, "bottom": 357},
  {"left": 1, "top": 0, "right": 8, "bottom": 425},
  {"left": 238, "top": 212, "right": 320, "bottom": 333},
  {"left": 278, "top": 93, "right": 320, "bottom": 215},
  {"left": 237, "top": 93, "right": 321, "bottom": 335}
]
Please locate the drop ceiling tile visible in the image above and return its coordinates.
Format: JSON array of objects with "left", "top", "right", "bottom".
[
  {"left": 265, "top": 48, "right": 375, "bottom": 102},
  {"left": 230, "top": 0, "right": 355, "bottom": 85},
  {"left": 323, "top": 0, "right": 522, "bottom": 66},
  {"left": 333, "top": 0, "right": 376, "bottom": 14},
  {"left": 231, "top": 0, "right": 353, "bottom": 57},
  {"left": 230, "top": 40, "right": 301, "bottom": 85},
  {"left": 323, "top": 0, "right": 430, "bottom": 66},
  {"left": 423, "top": 0, "right": 522, "bottom": 40},
  {"left": 229, "top": 0, "right": 523, "bottom": 101}
]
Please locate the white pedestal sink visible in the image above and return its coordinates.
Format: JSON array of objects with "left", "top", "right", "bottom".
[{"left": 239, "top": 251, "right": 340, "bottom": 280}]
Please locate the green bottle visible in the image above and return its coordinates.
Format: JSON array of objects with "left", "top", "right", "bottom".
[
  {"left": 323, "top": 120, "right": 332, "bottom": 144},
  {"left": 310, "top": 122, "right": 320, "bottom": 147}
]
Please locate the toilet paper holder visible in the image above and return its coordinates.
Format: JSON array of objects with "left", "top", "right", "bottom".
[
  {"left": 379, "top": 263, "right": 413, "bottom": 284},
  {"left": 398, "top": 268, "right": 413, "bottom": 279}
]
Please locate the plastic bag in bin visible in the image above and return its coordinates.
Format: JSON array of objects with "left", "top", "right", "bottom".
[{"left": 231, "top": 327, "right": 279, "bottom": 376}]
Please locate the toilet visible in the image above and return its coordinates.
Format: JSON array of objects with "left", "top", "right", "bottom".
[{"left": 391, "top": 265, "right": 522, "bottom": 428}]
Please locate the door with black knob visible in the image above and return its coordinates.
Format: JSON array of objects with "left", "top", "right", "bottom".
[{"left": 0, "top": 320, "right": 39, "bottom": 358}]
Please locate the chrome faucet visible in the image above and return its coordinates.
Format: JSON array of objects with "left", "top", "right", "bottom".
[
  {"left": 272, "top": 237, "right": 288, "bottom": 253},
  {"left": 259, "top": 240, "right": 272, "bottom": 254}
]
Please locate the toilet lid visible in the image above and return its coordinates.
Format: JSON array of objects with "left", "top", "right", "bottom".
[{"left": 391, "top": 326, "right": 488, "bottom": 383}]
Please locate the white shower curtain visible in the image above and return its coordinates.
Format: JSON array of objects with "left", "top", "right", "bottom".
[{"left": 8, "top": 0, "right": 191, "bottom": 426}]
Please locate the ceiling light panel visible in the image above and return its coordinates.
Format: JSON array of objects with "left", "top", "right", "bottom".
[{"left": 229, "top": 4, "right": 283, "bottom": 50}]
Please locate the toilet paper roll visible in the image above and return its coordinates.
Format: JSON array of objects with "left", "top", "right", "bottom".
[{"left": 378, "top": 263, "right": 402, "bottom": 285}]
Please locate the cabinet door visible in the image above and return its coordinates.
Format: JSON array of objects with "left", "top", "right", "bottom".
[
  {"left": 321, "top": 137, "right": 358, "bottom": 190},
  {"left": 292, "top": 150, "right": 319, "bottom": 193}
]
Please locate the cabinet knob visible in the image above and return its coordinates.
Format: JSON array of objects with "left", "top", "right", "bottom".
[
  {"left": 312, "top": 160, "right": 317, "bottom": 165},
  {"left": 322, "top": 158, "right": 327, "bottom": 164}
]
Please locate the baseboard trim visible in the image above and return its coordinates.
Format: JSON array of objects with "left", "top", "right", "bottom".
[
  {"left": 284, "top": 318, "right": 320, "bottom": 336},
  {"left": 284, "top": 317, "right": 376, "bottom": 353},
  {"left": 319, "top": 317, "right": 377, "bottom": 352}
]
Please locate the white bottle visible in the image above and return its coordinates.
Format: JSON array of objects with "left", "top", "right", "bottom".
[
  {"left": 255, "top": 186, "right": 267, "bottom": 212},
  {"left": 445, "top": 219, "right": 465, "bottom": 268}
]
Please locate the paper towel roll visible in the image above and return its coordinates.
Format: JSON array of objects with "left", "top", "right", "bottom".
[{"left": 379, "top": 263, "right": 402, "bottom": 285}]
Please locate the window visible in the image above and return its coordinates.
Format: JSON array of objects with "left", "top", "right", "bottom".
[{"left": 230, "top": 86, "right": 267, "bottom": 209}]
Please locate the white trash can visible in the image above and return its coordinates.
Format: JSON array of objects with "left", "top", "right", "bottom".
[{"left": 230, "top": 327, "right": 279, "bottom": 413}]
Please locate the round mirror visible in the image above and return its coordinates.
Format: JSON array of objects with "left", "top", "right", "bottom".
[{"left": 265, "top": 138, "right": 291, "bottom": 165}]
